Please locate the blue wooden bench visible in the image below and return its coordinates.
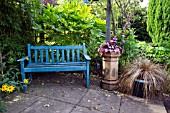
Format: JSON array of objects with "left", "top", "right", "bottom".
[{"left": 17, "top": 43, "right": 91, "bottom": 92}]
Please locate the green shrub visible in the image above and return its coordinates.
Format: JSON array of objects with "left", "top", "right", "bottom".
[
  {"left": 136, "top": 41, "right": 170, "bottom": 72},
  {"left": 0, "top": 0, "right": 34, "bottom": 98},
  {"left": 147, "top": 0, "right": 170, "bottom": 47},
  {"left": 32, "top": 0, "right": 106, "bottom": 61}
]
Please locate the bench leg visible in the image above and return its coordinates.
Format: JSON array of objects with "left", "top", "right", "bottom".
[
  {"left": 85, "top": 70, "right": 89, "bottom": 88},
  {"left": 21, "top": 72, "right": 27, "bottom": 93},
  {"left": 29, "top": 73, "right": 32, "bottom": 83},
  {"left": 85, "top": 61, "right": 90, "bottom": 88}
]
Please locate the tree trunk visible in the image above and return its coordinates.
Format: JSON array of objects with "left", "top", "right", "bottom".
[{"left": 106, "top": 0, "right": 111, "bottom": 41}]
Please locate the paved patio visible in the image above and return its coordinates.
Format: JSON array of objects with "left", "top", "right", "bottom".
[{"left": 3, "top": 73, "right": 167, "bottom": 113}]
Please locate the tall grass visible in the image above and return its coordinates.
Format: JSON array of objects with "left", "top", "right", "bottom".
[{"left": 120, "top": 58, "right": 168, "bottom": 99}]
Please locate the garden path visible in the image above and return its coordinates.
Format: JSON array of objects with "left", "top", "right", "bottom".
[{"left": 4, "top": 73, "right": 166, "bottom": 113}]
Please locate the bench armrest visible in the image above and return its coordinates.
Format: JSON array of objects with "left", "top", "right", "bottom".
[
  {"left": 83, "top": 54, "right": 91, "bottom": 61},
  {"left": 17, "top": 56, "right": 30, "bottom": 62}
]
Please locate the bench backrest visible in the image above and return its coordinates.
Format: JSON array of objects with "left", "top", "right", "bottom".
[{"left": 27, "top": 43, "right": 87, "bottom": 64}]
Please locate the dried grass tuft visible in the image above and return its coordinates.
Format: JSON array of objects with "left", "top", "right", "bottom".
[{"left": 120, "top": 58, "right": 168, "bottom": 99}]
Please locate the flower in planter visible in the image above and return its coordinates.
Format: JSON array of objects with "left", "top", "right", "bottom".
[{"left": 98, "top": 36, "right": 123, "bottom": 54}]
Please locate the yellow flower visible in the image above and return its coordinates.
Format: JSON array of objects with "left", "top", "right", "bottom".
[
  {"left": 1, "top": 84, "right": 8, "bottom": 92},
  {"left": 26, "top": 57, "right": 29, "bottom": 60},
  {"left": 24, "top": 79, "right": 29, "bottom": 84},
  {"left": 7, "top": 85, "right": 15, "bottom": 93}
]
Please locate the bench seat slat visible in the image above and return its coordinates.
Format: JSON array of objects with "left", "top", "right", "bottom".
[
  {"left": 27, "top": 62, "right": 86, "bottom": 66},
  {"left": 24, "top": 66, "right": 86, "bottom": 72}
]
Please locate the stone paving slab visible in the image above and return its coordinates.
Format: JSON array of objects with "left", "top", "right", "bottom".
[
  {"left": 28, "top": 83, "right": 88, "bottom": 104},
  {"left": 147, "top": 99, "right": 167, "bottom": 113},
  {"left": 120, "top": 96, "right": 167, "bottom": 113},
  {"left": 4, "top": 93, "right": 39, "bottom": 113},
  {"left": 78, "top": 89, "right": 121, "bottom": 113},
  {"left": 71, "top": 106, "right": 105, "bottom": 113},
  {"left": 21, "top": 97, "right": 74, "bottom": 113}
]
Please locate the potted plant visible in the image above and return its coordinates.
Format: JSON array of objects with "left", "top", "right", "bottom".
[
  {"left": 98, "top": 36, "right": 123, "bottom": 90},
  {"left": 98, "top": 36, "right": 123, "bottom": 55},
  {"left": 120, "top": 58, "right": 167, "bottom": 99}
]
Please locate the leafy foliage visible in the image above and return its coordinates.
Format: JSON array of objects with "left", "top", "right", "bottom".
[
  {"left": 33, "top": 0, "right": 106, "bottom": 60},
  {"left": 0, "top": 0, "right": 34, "bottom": 68},
  {"left": 136, "top": 42, "right": 170, "bottom": 73},
  {"left": 0, "top": 0, "right": 34, "bottom": 106},
  {"left": 131, "top": 7, "right": 151, "bottom": 42},
  {"left": 147, "top": 0, "right": 170, "bottom": 47}
]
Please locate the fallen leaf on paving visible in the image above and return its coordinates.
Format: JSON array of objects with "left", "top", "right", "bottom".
[
  {"left": 44, "top": 102, "right": 52, "bottom": 107},
  {"left": 94, "top": 97, "right": 97, "bottom": 101},
  {"left": 111, "top": 106, "right": 114, "bottom": 110},
  {"left": 93, "top": 106, "right": 98, "bottom": 110},
  {"left": 87, "top": 106, "right": 92, "bottom": 110}
]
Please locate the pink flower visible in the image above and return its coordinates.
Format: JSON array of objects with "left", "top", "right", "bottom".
[
  {"left": 98, "top": 36, "right": 123, "bottom": 54},
  {"left": 113, "top": 36, "right": 117, "bottom": 41},
  {"left": 122, "top": 39, "right": 125, "bottom": 43}
]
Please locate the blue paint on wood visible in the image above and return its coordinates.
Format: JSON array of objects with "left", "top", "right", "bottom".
[
  {"left": 67, "top": 49, "right": 70, "bottom": 62},
  {"left": 46, "top": 49, "right": 49, "bottom": 62},
  {"left": 51, "top": 49, "right": 54, "bottom": 62},
  {"left": 31, "top": 46, "right": 82, "bottom": 50},
  {"left": 56, "top": 49, "right": 59, "bottom": 62},
  {"left": 34, "top": 50, "right": 38, "bottom": 63},
  {"left": 77, "top": 49, "right": 80, "bottom": 61},
  {"left": 27, "top": 44, "right": 31, "bottom": 64},
  {"left": 17, "top": 43, "right": 91, "bottom": 92},
  {"left": 62, "top": 49, "right": 64, "bottom": 62},
  {"left": 40, "top": 49, "right": 43, "bottom": 62},
  {"left": 72, "top": 49, "right": 75, "bottom": 62}
]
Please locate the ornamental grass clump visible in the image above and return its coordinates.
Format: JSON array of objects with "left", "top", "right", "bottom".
[{"left": 120, "top": 58, "right": 167, "bottom": 99}]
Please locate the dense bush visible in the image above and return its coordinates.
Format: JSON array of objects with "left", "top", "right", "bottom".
[
  {"left": 131, "top": 7, "right": 151, "bottom": 42},
  {"left": 0, "top": 0, "right": 34, "bottom": 70},
  {"left": 147, "top": 0, "right": 170, "bottom": 47},
  {"left": 32, "top": 0, "right": 106, "bottom": 61},
  {"left": 0, "top": 0, "right": 34, "bottom": 104},
  {"left": 136, "top": 42, "right": 170, "bottom": 72}
]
